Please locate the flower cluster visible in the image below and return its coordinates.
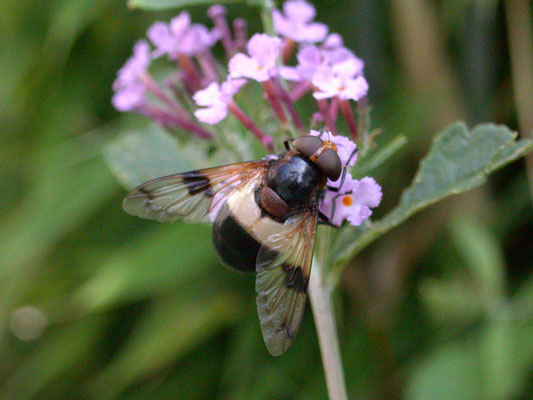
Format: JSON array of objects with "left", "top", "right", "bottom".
[{"left": 112, "top": 0, "right": 381, "bottom": 226}]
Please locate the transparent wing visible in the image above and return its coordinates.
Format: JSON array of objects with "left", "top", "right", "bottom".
[
  {"left": 255, "top": 211, "right": 318, "bottom": 356},
  {"left": 123, "top": 160, "right": 267, "bottom": 223}
]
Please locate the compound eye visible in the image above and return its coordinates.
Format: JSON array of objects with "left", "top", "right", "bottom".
[
  {"left": 292, "top": 135, "right": 323, "bottom": 158},
  {"left": 317, "top": 149, "right": 342, "bottom": 181}
]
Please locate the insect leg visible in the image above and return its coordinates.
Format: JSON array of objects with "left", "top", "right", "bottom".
[
  {"left": 318, "top": 210, "right": 338, "bottom": 227},
  {"left": 327, "top": 190, "right": 353, "bottom": 224},
  {"left": 284, "top": 139, "right": 295, "bottom": 151}
]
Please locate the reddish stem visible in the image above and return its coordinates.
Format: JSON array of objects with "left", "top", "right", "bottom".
[
  {"left": 289, "top": 81, "right": 312, "bottom": 102},
  {"left": 274, "top": 78, "right": 305, "bottom": 132},
  {"left": 282, "top": 38, "right": 297, "bottom": 64},
  {"left": 228, "top": 101, "right": 274, "bottom": 151},
  {"left": 263, "top": 79, "right": 288, "bottom": 126},
  {"left": 233, "top": 18, "right": 248, "bottom": 50},
  {"left": 339, "top": 99, "right": 358, "bottom": 141},
  {"left": 177, "top": 54, "right": 202, "bottom": 93},
  {"left": 139, "top": 72, "right": 188, "bottom": 119},
  {"left": 196, "top": 50, "right": 219, "bottom": 84},
  {"left": 329, "top": 97, "right": 340, "bottom": 125},
  {"left": 316, "top": 98, "right": 337, "bottom": 134},
  {"left": 208, "top": 5, "right": 234, "bottom": 57},
  {"left": 357, "top": 95, "right": 368, "bottom": 137},
  {"left": 141, "top": 104, "right": 213, "bottom": 140}
]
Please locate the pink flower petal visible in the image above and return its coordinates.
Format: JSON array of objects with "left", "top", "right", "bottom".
[
  {"left": 193, "top": 82, "right": 221, "bottom": 107},
  {"left": 273, "top": 0, "right": 328, "bottom": 43},
  {"left": 340, "top": 76, "right": 368, "bottom": 101},
  {"left": 323, "top": 33, "right": 343, "bottom": 49},
  {"left": 284, "top": 0, "right": 316, "bottom": 23},
  {"left": 170, "top": 12, "right": 191, "bottom": 38},
  {"left": 298, "top": 22, "right": 328, "bottom": 43},
  {"left": 194, "top": 106, "right": 227, "bottom": 124},
  {"left": 147, "top": 22, "right": 175, "bottom": 57},
  {"left": 279, "top": 66, "right": 301, "bottom": 81},
  {"left": 246, "top": 34, "right": 281, "bottom": 70},
  {"left": 319, "top": 174, "right": 382, "bottom": 227},
  {"left": 229, "top": 53, "right": 270, "bottom": 82},
  {"left": 353, "top": 177, "right": 382, "bottom": 207},
  {"left": 112, "top": 83, "right": 145, "bottom": 111}
]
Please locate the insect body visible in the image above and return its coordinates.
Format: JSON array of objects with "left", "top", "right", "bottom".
[{"left": 123, "top": 135, "right": 344, "bottom": 355}]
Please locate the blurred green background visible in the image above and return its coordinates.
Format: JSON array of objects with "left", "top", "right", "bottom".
[{"left": 1, "top": 0, "right": 532, "bottom": 399}]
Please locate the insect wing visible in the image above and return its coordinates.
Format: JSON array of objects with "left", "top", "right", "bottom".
[
  {"left": 255, "top": 211, "right": 318, "bottom": 356},
  {"left": 123, "top": 160, "right": 267, "bottom": 223}
]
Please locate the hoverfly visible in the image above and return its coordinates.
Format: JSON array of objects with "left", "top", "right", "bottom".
[{"left": 123, "top": 134, "right": 354, "bottom": 355}]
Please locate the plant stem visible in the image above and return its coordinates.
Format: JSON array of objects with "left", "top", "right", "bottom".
[
  {"left": 259, "top": 0, "right": 275, "bottom": 36},
  {"left": 504, "top": 0, "right": 533, "bottom": 202},
  {"left": 309, "top": 261, "right": 348, "bottom": 400}
]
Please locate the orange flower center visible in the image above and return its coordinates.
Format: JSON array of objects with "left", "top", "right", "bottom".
[{"left": 342, "top": 195, "right": 353, "bottom": 207}]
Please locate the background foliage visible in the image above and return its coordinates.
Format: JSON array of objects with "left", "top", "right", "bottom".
[{"left": 1, "top": 1, "right": 532, "bottom": 399}]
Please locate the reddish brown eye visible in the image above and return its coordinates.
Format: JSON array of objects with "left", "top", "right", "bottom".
[
  {"left": 292, "top": 135, "right": 323, "bottom": 158},
  {"left": 317, "top": 149, "right": 342, "bottom": 181}
]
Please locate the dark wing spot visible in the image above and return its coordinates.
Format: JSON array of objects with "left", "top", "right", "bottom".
[
  {"left": 138, "top": 187, "right": 154, "bottom": 206},
  {"left": 281, "top": 323, "right": 294, "bottom": 339},
  {"left": 282, "top": 264, "right": 309, "bottom": 294},
  {"left": 182, "top": 172, "right": 214, "bottom": 196}
]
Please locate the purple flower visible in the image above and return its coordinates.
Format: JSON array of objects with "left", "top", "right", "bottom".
[
  {"left": 312, "top": 58, "right": 368, "bottom": 101},
  {"left": 319, "top": 175, "right": 382, "bottom": 227},
  {"left": 273, "top": 0, "right": 328, "bottom": 43},
  {"left": 229, "top": 34, "right": 282, "bottom": 82},
  {"left": 147, "top": 23, "right": 175, "bottom": 58},
  {"left": 147, "top": 12, "right": 218, "bottom": 58},
  {"left": 309, "top": 130, "right": 357, "bottom": 170},
  {"left": 280, "top": 44, "right": 364, "bottom": 86},
  {"left": 180, "top": 25, "right": 219, "bottom": 56},
  {"left": 323, "top": 33, "right": 344, "bottom": 50},
  {"left": 322, "top": 47, "right": 364, "bottom": 72},
  {"left": 193, "top": 78, "right": 246, "bottom": 124},
  {"left": 147, "top": 13, "right": 190, "bottom": 58},
  {"left": 170, "top": 11, "right": 192, "bottom": 38},
  {"left": 280, "top": 45, "right": 322, "bottom": 81},
  {"left": 112, "top": 40, "right": 152, "bottom": 111}
]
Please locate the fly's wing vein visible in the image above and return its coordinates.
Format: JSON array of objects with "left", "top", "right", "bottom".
[
  {"left": 123, "top": 160, "right": 268, "bottom": 224},
  {"left": 255, "top": 211, "right": 318, "bottom": 356}
]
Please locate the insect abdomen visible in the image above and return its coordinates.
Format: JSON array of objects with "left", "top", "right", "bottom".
[
  {"left": 212, "top": 188, "right": 286, "bottom": 273},
  {"left": 212, "top": 203, "right": 261, "bottom": 272}
]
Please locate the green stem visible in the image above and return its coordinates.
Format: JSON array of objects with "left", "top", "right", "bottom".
[
  {"left": 259, "top": 0, "right": 275, "bottom": 36},
  {"left": 504, "top": 0, "right": 533, "bottom": 203},
  {"left": 309, "top": 260, "right": 348, "bottom": 400}
]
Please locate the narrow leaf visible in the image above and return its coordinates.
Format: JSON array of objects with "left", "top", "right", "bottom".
[
  {"left": 405, "top": 340, "right": 482, "bottom": 400},
  {"left": 352, "top": 134, "right": 408, "bottom": 177},
  {"left": 128, "top": 0, "right": 241, "bottom": 10},
  {"left": 89, "top": 290, "right": 244, "bottom": 399},
  {"left": 449, "top": 217, "right": 506, "bottom": 301}
]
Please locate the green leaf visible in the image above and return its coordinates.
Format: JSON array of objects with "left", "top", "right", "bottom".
[
  {"left": 405, "top": 340, "right": 483, "bottom": 400},
  {"left": 1, "top": 317, "right": 107, "bottom": 399},
  {"left": 0, "top": 154, "right": 117, "bottom": 278},
  {"left": 74, "top": 222, "right": 216, "bottom": 311},
  {"left": 352, "top": 134, "right": 408, "bottom": 178},
  {"left": 479, "top": 315, "right": 524, "bottom": 400},
  {"left": 89, "top": 290, "right": 244, "bottom": 399},
  {"left": 418, "top": 279, "right": 484, "bottom": 325},
  {"left": 127, "top": 0, "right": 242, "bottom": 10},
  {"left": 449, "top": 217, "right": 506, "bottom": 301},
  {"left": 329, "top": 122, "right": 533, "bottom": 287},
  {"left": 104, "top": 126, "right": 195, "bottom": 190}
]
